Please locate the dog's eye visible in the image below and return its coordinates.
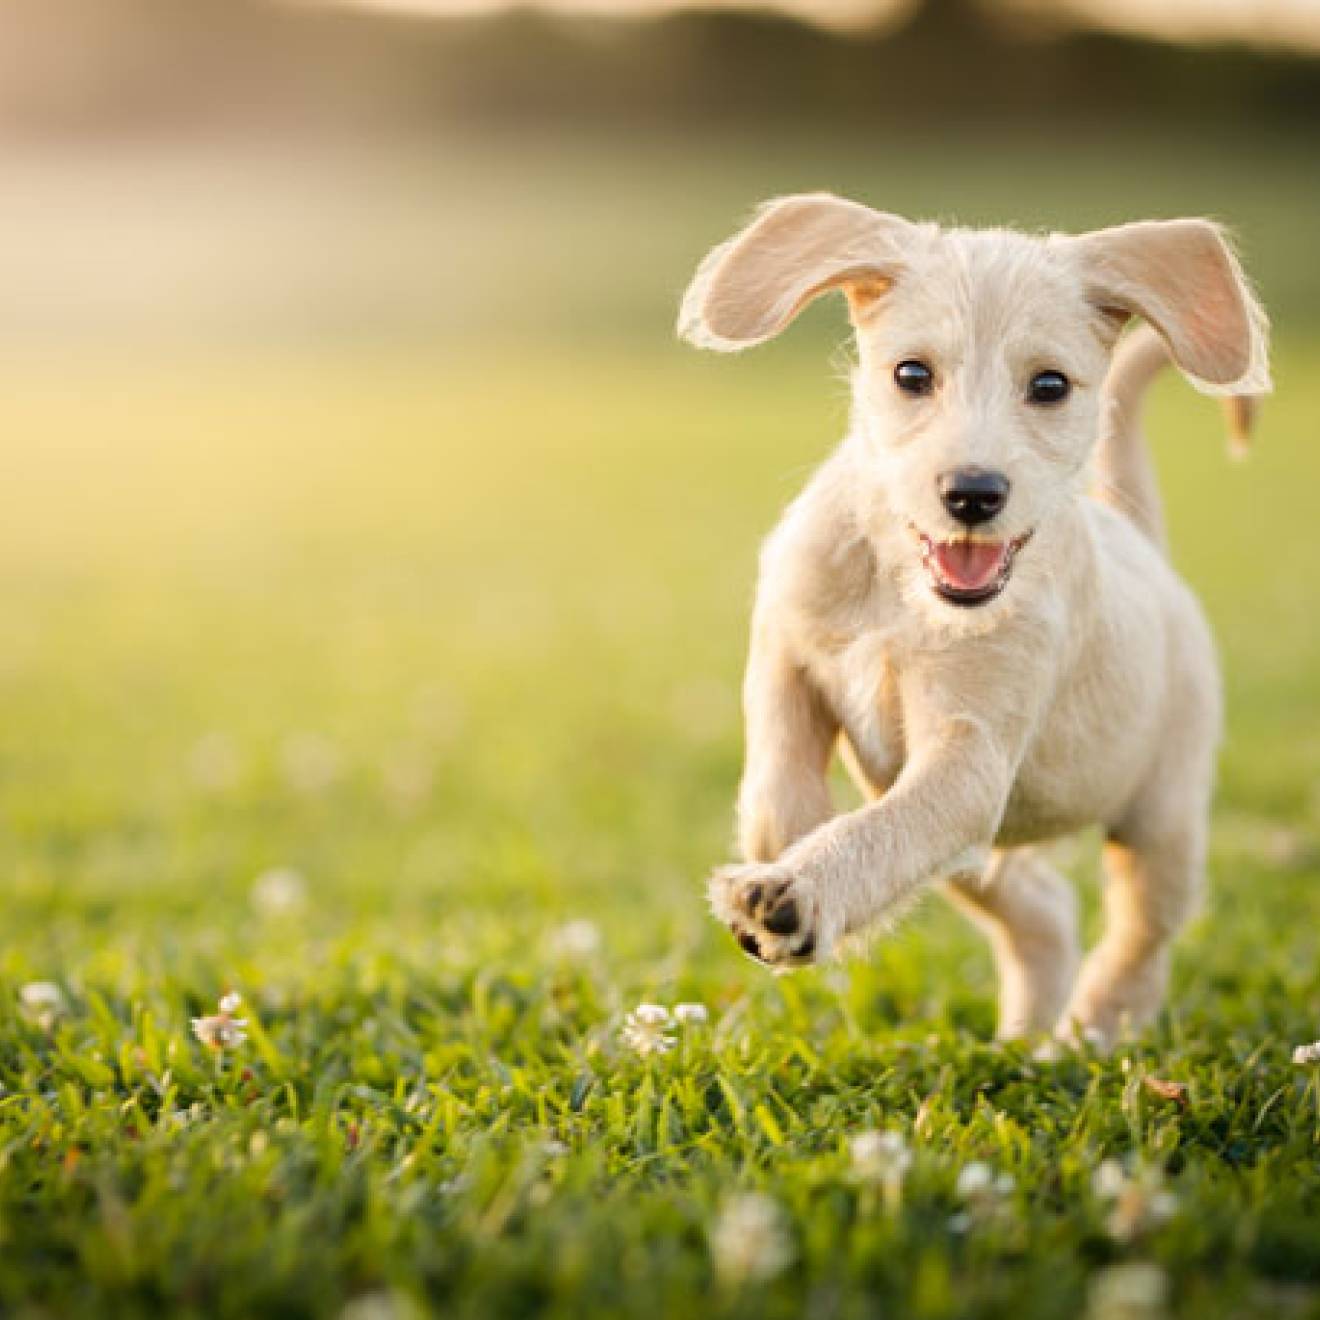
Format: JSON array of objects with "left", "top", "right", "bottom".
[
  {"left": 894, "top": 360, "right": 934, "bottom": 396},
  {"left": 1027, "top": 370, "right": 1070, "bottom": 404}
]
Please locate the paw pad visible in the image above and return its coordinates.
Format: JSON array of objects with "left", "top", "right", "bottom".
[{"left": 708, "top": 863, "right": 821, "bottom": 969}]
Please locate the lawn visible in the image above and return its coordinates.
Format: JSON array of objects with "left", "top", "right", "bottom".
[{"left": 0, "top": 128, "right": 1318, "bottom": 1318}]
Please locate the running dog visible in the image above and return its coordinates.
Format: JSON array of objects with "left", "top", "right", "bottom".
[{"left": 678, "top": 194, "right": 1268, "bottom": 1044}]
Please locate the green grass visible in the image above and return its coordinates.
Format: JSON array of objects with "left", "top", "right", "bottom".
[
  {"left": 1, "top": 128, "right": 1319, "bottom": 1317},
  {"left": 1, "top": 336, "right": 1318, "bottom": 1319}
]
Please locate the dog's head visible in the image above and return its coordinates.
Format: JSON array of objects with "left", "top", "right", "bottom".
[{"left": 679, "top": 194, "right": 1269, "bottom": 615}]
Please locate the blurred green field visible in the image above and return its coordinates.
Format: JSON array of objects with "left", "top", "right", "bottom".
[{"left": 1, "top": 129, "right": 1319, "bottom": 1317}]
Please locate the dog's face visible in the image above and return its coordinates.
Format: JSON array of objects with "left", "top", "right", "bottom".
[
  {"left": 679, "top": 194, "right": 1269, "bottom": 616},
  {"left": 848, "top": 228, "right": 1111, "bottom": 609}
]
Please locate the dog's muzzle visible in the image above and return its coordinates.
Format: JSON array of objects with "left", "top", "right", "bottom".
[{"left": 915, "top": 528, "right": 1033, "bottom": 607}]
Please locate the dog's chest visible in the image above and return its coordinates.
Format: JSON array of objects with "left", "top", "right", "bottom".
[{"left": 826, "top": 631, "right": 904, "bottom": 790}]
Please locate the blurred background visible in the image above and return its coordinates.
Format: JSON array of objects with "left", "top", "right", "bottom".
[
  {"left": 0, "top": 0, "right": 1317, "bottom": 951},
  {"left": 4, "top": 0, "right": 1320, "bottom": 353}
]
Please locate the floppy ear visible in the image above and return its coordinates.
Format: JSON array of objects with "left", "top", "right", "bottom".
[
  {"left": 677, "top": 193, "right": 915, "bottom": 352},
  {"left": 1070, "top": 218, "right": 1270, "bottom": 395}
]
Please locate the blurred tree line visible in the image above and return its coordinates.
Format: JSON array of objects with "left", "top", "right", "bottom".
[{"left": 1, "top": 0, "right": 1317, "bottom": 138}]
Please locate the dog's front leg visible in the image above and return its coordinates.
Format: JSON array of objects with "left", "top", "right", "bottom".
[
  {"left": 712, "top": 658, "right": 1042, "bottom": 968},
  {"left": 735, "top": 625, "right": 839, "bottom": 864}
]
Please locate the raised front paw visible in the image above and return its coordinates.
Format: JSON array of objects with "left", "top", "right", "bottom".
[{"left": 708, "top": 861, "right": 824, "bottom": 969}]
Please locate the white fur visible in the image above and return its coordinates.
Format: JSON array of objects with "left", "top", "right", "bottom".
[{"left": 681, "top": 194, "right": 1270, "bottom": 1047}]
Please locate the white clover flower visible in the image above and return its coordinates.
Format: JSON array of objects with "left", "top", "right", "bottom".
[
  {"left": 1093, "top": 1159, "right": 1129, "bottom": 1200},
  {"left": 548, "top": 919, "right": 602, "bottom": 960},
  {"left": 953, "top": 1160, "right": 1015, "bottom": 1229},
  {"left": 189, "top": 731, "right": 242, "bottom": 792},
  {"left": 281, "top": 731, "right": 342, "bottom": 795},
  {"left": 709, "top": 1192, "right": 793, "bottom": 1285},
  {"left": 251, "top": 867, "right": 308, "bottom": 917},
  {"left": 1092, "top": 1160, "right": 1178, "bottom": 1243},
  {"left": 955, "top": 1162, "right": 992, "bottom": 1198},
  {"left": 620, "top": 1004, "right": 676, "bottom": 1056},
  {"left": 850, "top": 1130, "right": 911, "bottom": 1215},
  {"left": 849, "top": 1130, "right": 912, "bottom": 1182},
  {"left": 20, "top": 981, "right": 64, "bottom": 1008},
  {"left": 164, "top": 1103, "right": 205, "bottom": 1129},
  {"left": 18, "top": 981, "right": 66, "bottom": 1030},
  {"left": 1292, "top": 1040, "right": 1320, "bottom": 1066},
  {"left": 956, "top": 1161, "right": 1013, "bottom": 1200},
  {"left": 191, "top": 1015, "right": 248, "bottom": 1050},
  {"left": 1085, "top": 1261, "right": 1170, "bottom": 1320},
  {"left": 338, "top": 1291, "right": 424, "bottom": 1320},
  {"left": 674, "top": 1002, "right": 709, "bottom": 1025},
  {"left": 191, "top": 991, "right": 249, "bottom": 1051},
  {"left": 1265, "top": 826, "right": 1311, "bottom": 869},
  {"left": 380, "top": 746, "right": 433, "bottom": 814}
]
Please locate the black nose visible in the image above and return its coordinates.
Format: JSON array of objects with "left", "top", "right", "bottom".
[{"left": 939, "top": 468, "right": 1010, "bottom": 527}]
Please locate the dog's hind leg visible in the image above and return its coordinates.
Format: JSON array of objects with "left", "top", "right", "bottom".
[
  {"left": 1057, "top": 821, "right": 1206, "bottom": 1049},
  {"left": 944, "top": 849, "right": 1081, "bottom": 1040},
  {"left": 1058, "top": 636, "right": 1217, "bottom": 1049}
]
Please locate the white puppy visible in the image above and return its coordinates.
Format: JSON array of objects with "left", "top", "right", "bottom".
[{"left": 679, "top": 194, "right": 1269, "bottom": 1045}]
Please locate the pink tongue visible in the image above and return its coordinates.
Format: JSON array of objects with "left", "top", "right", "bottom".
[{"left": 933, "top": 540, "right": 1007, "bottom": 591}]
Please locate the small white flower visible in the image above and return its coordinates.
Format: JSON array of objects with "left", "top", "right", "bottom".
[
  {"left": 191, "top": 1015, "right": 248, "bottom": 1050},
  {"left": 1093, "top": 1159, "right": 1129, "bottom": 1200},
  {"left": 1292, "top": 1040, "right": 1320, "bottom": 1066},
  {"left": 191, "top": 991, "right": 249, "bottom": 1051},
  {"left": 709, "top": 1192, "right": 793, "bottom": 1285},
  {"left": 164, "top": 1103, "right": 205, "bottom": 1128},
  {"left": 849, "top": 1130, "right": 912, "bottom": 1182},
  {"left": 189, "top": 731, "right": 242, "bottom": 792},
  {"left": 251, "top": 867, "right": 308, "bottom": 917},
  {"left": 620, "top": 1004, "right": 676, "bottom": 1056},
  {"left": 954, "top": 1161, "right": 1015, "bottom": 1226},
  {"left": 956, "top": 1161, "right": 995, "bottom": 1199},
  {"left": 674, "top": 1002, "right": 709, "bottom": 1025},
  {"left": 1265, "top": 826, "right": 1312, "bottom": 869},
  {"left": 281, "top": 731, "right": 342, "bottom": 795},
  {"left": 1085, "top": 1261, "right": 1169, "bottom": 1320},
  {"left": 380, "top": 746, "right": 433, "bottom": 814},
  {"left": 1092, "top": 1160, "right": 1178, "bottom": 1242},
  {"left": 18, "top": 981, "right": 66, "bottom": 1029},
  {"left": 338, "top": 1291, "right": 423, "bottom": 1320},
  {"left": 548, "top": 919, "right": 602, "bottom": 960},
  {"left": 20, "top": 981, "right": 64, "bottom": 1010}
]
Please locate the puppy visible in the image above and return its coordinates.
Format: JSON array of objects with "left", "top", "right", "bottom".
[{"left": 678, "top": 195, "right": 1269, "bottom": 1045}]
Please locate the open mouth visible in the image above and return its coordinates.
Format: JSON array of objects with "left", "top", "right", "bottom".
[{"left": 915, "top": 528, "right": 1033, "bottom": 607}]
